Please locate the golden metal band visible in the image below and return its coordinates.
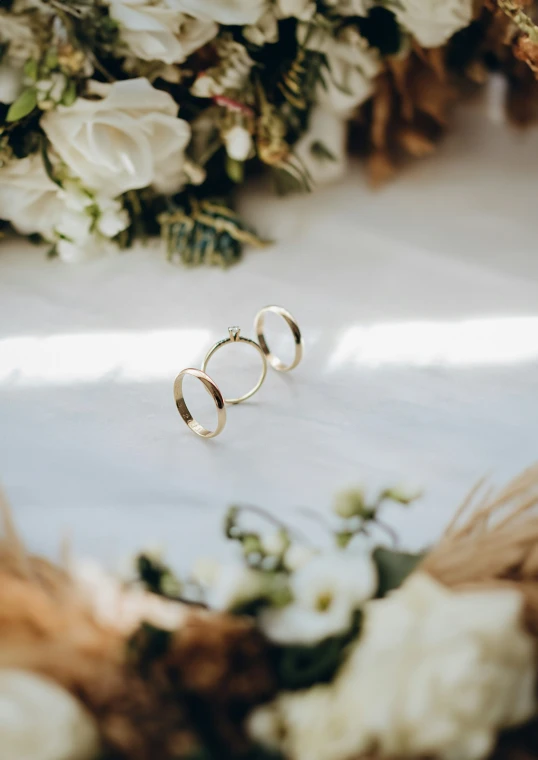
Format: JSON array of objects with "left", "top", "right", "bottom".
[
  {"left": 201, "top": 326, "right": 268, "bottom": 405},
  {"left": 173, "top": 368, "right": 226, "bottom": 438},
  {"left": 254, "top": 305, "right": 303, "bottom": 372}
]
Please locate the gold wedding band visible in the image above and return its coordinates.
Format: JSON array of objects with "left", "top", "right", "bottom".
[
  {"left": 173, "top": 368, "right": 226, "bottom": 438},
  {"left": 254, "top": 305, "right": 303, "bottom": 372},
  {"left": 201, "top": 326, "right": 267, "bottom": 405}
]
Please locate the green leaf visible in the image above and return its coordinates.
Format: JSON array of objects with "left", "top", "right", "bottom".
[
  {"left": 6, "top": 87, "right": 37, "bottom": 122},
  {"left": 276, "top": 610, "right": 362, "bottom": 690},
  {"left": 335, "top": 530, "right": 354, "bottom": 548},
  {"left": 41, "top": 137, "right": 63, "bottom": 187},
  {"left": 310, "top": 141, "right": 336, "bottom": 162},
  {"left": 44, "top": 47, "right": 58, "bottom": 70},
  {"left": 380, "top": 486, "right": 422, "bottom": 505},
  {"left": 61, "top": 79, "right": 77, "bottom": 107},
  {"left": 136, "top": 552, "right": 182, "bottom": 598},
  {"left": 226, "top": 155, "right": 244, "bottom": 184},
  {"left": 373, "top": 547, "right": 425, "bottom": 597},
  {"left": 159, "top": 199, "right": 269, "bottom": 268},
  {"left": 23, "top": 58, "right": 38, "bottom": 81}
]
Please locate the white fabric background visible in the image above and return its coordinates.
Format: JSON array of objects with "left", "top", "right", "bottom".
[{"left": 1, "top": 96, "right": 537, "bottom": 571}]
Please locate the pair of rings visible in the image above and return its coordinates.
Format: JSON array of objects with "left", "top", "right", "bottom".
[{"left": 174, "top": 305, "right": 303, "bottom": 438}]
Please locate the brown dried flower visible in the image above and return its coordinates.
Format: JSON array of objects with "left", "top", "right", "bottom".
[
  {"left": 0, "top": 495, "right": 275, "bottom": 759},
  {"left": 356, "top": 45, "right": 457, "bottom": 185},
  {"left": 163, "top": 611, "right": 277, "bottom": 755}
]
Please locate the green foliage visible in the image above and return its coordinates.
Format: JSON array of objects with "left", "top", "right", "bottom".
[
  {"left": 61, "top": 79, "right": 78, "bottom": 106},
  {"left": 278, "top": 48, "right": 327, "bottom": 112},
  {"left": 275, "top": 610, "right": 362, "bottom": 690},
  {"left": 226, "top": 155, "right": 245, "bottom": 184},
  {"left": 23, "top": 58, "right": 38, "bottom": 81},
  {"left": 225, "top": 505, "right": 293, "bottom": 573},
  {"left": 41, "top": 137, "right": 63, "bottom": 186},
  {"left": 136, "top": 552, "right": 183, "bottom": 598},
  {"left": 373, "top": 547, "right": 425, "bottom": 597},
  {"left": 310, "top": 140, "right": 336, "bottom": 162},
  {"left": 159, "top": 199, "right": 270, "bottom": 268},
  {"left": 6, "top": 88, "right": 37, "bottom": 122},
  {"left": 271, "top": 164, "right": 311, "bottom": 196},
  {"left": 333, "top": 484, "right": 421, "bottom": 548},
  {"left": 379, "top": 485, "right": 422, "bottom": 505}
]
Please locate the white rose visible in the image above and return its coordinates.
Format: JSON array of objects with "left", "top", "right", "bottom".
[
  {"left": 41, "top": 78, "right": 191, "bottom": 197},
  {"left": 252, "top": 574, "right": 536, "bottom": 760},
  {"left": 259, "top": 551, "right": 376, "bottom": 644},
  {"left": 299, "top": 24, "right": 380, "bottom": 115},
  {"left": 392, "top": 0, "right": 473, "bottom": 48},
  {"left": 294, "top": 107, "right": 347, "bottom": 187},
  {"left": 0, "top": 153, "right": 63, "bottom": 238},
  {"left": 107, "top": 0, "right": 217, "bottom": 64},
  {"left": 0, "top": 154, "right": 130, "bottom": 262},
  {"left": 174, "top": 0, "right": 268, "bottom": 25},
  {"left": 0, "top": 669, "right": 99, "bottom": 760}
]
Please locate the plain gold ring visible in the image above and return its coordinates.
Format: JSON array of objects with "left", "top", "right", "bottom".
[
  {"left": 201, "top": 326, "right": 267, "bottom": 405},
  {"left": 173, "top": 368, "right": 226, "bottom": 438},
  {"left": 254, "top": 305, "right": 303, "bottom": 372}
]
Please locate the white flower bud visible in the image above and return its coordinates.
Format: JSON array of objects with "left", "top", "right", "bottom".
[
  {"left": 49, "top": 72, "right": 67, "bottom": 103},
  {"left": 191, "top": 73, "right": 215, "bottom": 98},
  {"left": 97, "top": 204, "right": 130, "bottom": 238},
  {"left": 36, "top": 78, "right": 53, "bottom": 94},
  {"left": 333, "top": 488, "right": 367, "bottom": 518},
  {"left": 223, "top": 125, "right": 252, "bottom": 162},
  {"left": 262, "top": 530, "right": 288, "bottom": 557},
  {"left": 182, "top": 159, "right": 206, "bottom": 186},
  {"left": 0, "top": 62, "right": 23, "bottom": 104}
]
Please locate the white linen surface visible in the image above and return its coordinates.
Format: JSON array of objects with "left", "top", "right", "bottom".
[{"left": 1, "top": 97, "right": 537, "bottom": 571}]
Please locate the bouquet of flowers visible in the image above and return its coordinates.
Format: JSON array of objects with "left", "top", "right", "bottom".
[
  {"left": 1, "top": 466, "right": 538, "bottom": 760},
  {"left": 0, "top": 0, "right": 537, "bottom": 265}
]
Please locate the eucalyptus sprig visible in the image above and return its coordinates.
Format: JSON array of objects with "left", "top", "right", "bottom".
[{"left": 332, "top": 484, "right": 421, "bottom": 549}]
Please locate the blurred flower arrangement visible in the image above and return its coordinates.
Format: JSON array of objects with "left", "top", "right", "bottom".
[
  {"left": 0, "top": 1, "right": 538, "bottom": 265},
  {"left": 2, "top": 465, "right": 538, "bottom": 760}
]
